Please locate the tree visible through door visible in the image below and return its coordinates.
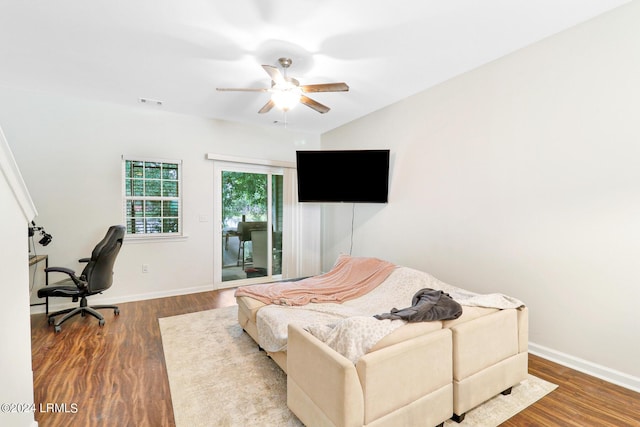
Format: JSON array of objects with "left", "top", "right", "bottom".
[{"left": 220, "top": 170, "right": 283, "bottom": 282}]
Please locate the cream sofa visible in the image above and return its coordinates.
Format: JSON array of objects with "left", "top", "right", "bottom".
[{"left": 236, "top": 265, "right": 528, "bottom": 427}]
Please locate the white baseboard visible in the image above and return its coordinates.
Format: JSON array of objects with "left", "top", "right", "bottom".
[
  {"left": 29, "top": 284, "right": 215, "bottom": 315},
  {"left": 529, "top": 342, "right": 640, "bottom": 393}
]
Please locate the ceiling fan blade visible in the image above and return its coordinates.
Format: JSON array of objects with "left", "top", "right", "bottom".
[
  {"left": 301, "top": 82, "right": 349, "bottom": 93},
  {"left": 258, "top": 99, "right": 275, "bottom": 114},
  {"left": 216, "top": 87, "right": 269, "bottom": 92},
  {"left": 300, "top": 95, "right": 330, "bottom": 114},
  {"left": 262, "top": 65, "right": 284, "bottom": 84}
]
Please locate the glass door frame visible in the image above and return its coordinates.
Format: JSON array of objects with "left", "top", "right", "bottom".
[{"left": 213, "top": 160, "right": 284, "bottom": 289}]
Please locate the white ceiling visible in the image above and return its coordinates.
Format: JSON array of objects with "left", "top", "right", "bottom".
[{"left": 0, "top": 0, "right": 630, "bottom": 134}]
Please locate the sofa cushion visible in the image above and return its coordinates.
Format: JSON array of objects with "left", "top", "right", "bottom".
[
  {"left": 368, "top": 321, "right": 443, "bottom": 353},
  {"left": 452, "top": 352, "right": 528, "bottom": 415},
  {"left": 450, "top": 309, "right": 519, "bottom": 381},
  {"left": 356, "top": 328, "right": 453, "bottom": 424},
  {"left": 288, "top": 324, "right": 365, "bottom": 427},
  {"left": 442, "top": 305, "right": 499, "bottom": 328}
]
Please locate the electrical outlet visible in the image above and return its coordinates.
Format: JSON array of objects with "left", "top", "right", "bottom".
[{"left": 142, "top": 264, "right": 149, "bottom": 273}]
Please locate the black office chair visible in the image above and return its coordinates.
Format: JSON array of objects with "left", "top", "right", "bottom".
[{"left": 38, "top": 225, "right": 125, "bottom": 332}]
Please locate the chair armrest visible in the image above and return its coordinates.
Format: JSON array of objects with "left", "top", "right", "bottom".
[
  {"left": 44, "top": 266, "right": 86, "bottom": 288},
  {"left": 45, "top": 266, "right": 77, "bottom": 276}
]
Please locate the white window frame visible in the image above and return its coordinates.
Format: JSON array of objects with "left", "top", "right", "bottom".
[{"left": 122, "top": 155, "right": 184, "bottom": 240}]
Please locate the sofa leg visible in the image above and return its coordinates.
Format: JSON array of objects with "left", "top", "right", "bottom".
[
  {"left": 435, "top": 423, "right": 444, "bottom": 427},
  {"left": 450, "top": 387, "right": 511, "bottom": 424},
  {"left": 451, "top": 413, "right": 465, "bottom": 423}
]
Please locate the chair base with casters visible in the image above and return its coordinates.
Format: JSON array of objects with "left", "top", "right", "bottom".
[{"left": 43, "top": 293, "right": 120, "bottom": 333}]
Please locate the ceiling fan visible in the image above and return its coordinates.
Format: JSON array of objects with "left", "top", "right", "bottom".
[{"left": 216, "top": 57, "right": 349, "bottom": 114}]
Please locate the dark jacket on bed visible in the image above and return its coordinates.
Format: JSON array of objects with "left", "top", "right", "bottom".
[{"left": 374, "top": 288, "right": 463, "bottom": 322}]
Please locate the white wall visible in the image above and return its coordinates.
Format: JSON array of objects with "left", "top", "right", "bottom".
[
  {"left": 0, "top": 127, "right": 37, "bottom": 427},
  {"left": 322, "top": 2, "right": 640, "bottom": 389},
  {"left": 0, "top": 86, "right": 321, "bottom": 309}
]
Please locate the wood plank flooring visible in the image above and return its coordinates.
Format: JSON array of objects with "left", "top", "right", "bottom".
[{"left": 31, "top": 289, "right": 640, "bottom": 427}]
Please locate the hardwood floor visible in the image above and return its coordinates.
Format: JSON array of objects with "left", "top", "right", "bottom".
[
  {"left": 504, "top": 355, "right": 640, "bottom": 427},
  {"left": 31, "top": 289, "right": 640, "bottom": 427}
]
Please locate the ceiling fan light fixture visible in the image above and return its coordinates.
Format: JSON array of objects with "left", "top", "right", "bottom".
[
  {"left": 217, "top": 57, "right": 345, "bottom": 115},
  {"left": 271, "top": 81, "right": 302, "bottom": 111}
]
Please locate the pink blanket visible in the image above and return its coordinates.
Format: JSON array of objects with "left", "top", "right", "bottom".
[{"left": 234, "top": 255, "right": 397, "bottom": 306}]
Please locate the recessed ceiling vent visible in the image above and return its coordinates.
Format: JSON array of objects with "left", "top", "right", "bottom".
[{"left": 139, "top": 97, "right": 163, "bottom": 106}]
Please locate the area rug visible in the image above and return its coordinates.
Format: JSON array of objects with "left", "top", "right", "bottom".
[{"left": 159, "top": 306, "right": 557, "bottom": 427}]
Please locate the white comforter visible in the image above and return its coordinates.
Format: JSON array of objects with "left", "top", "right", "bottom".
[{"left": 256, "top": 266, "right": 524, "bottom": 362}]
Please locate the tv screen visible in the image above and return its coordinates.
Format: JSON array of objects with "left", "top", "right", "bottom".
[{"left": 296, "top": 149, "right": 390, "bottom": 203}]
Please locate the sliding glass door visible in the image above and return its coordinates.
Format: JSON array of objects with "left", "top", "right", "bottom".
[{"left": 214, "top": 162, "right": 283, "bottom": 287}]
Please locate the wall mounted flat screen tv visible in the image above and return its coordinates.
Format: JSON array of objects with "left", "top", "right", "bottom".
[{"left": 296, "top": 149, "right": 390, "bottom": 203}]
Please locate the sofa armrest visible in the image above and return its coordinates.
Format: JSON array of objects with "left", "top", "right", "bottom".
[
  {"left": 287, "top": 324, "right": 364, "bottom": 427},
  {"left": 517, "top": 306, "right": 529, "bottom": 353}
]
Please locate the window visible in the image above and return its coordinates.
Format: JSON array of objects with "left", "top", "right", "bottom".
[{"left": 122, "top": 157, "right": 182, "bottom": 236}]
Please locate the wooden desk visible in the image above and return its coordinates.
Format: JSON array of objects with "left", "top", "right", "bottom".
[
  {"left": 29, "top": 254, "right": 48, "bottom": 306},
  {"left": 29, "top": 254, "right": 49, "bottom": 285},
  {"left": 29, "top": 254, "right": 47, "bottom": 265}
]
